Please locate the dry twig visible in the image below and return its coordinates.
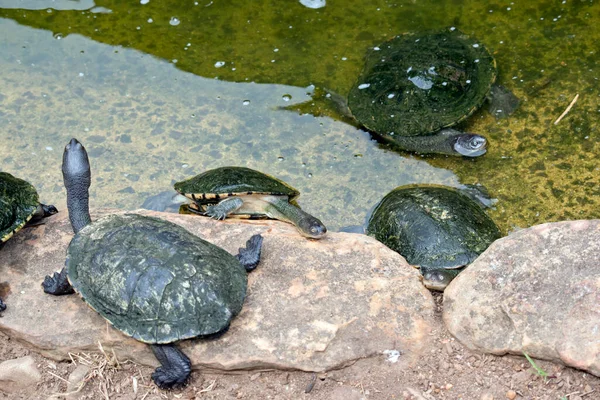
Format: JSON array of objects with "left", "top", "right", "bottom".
[{"left": 554, "top": 94, "right": 579, "bottom": 125}]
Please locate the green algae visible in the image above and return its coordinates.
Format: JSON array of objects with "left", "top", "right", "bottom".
[{"left": 0, "top": 0, "right": 599, "bottom": 233}]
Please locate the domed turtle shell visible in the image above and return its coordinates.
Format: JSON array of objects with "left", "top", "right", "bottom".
[
  {"left": 66, "top": 213, "right": 248, "bottom": 344},
  {"left": 347, "top": 30, "right": 497, "bottom": 139},
  {"left": 0, "top": 172, "right": 42, "bottom": 243},
  {"left": 366, "top": 185, "right": 501, "bottom": 289},
  {"left": 174, "top": 166, "right": 299, "bottom": 202}
]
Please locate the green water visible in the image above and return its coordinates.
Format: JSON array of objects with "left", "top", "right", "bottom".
[{"left": 0, "top": 0, "right": 598, "bottom": 233}]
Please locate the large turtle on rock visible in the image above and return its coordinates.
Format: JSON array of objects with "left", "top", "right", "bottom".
[
  {"left": 43, "top": 139, "right": 264, "bottom": 389},
  {"left": 1, "top": 172, "right": 57, "bottom": 313},
  {"left": 366, "top": 184, "right": 501, "bottom": 290}
]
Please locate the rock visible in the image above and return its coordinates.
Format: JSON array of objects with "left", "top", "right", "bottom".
[
  {"left": 66, "top": 364, "right": 90, "bottom": 399},
  {"left": 444, "top": 220, "right": 600, "bottom": 377},
  {"left": 0, "top": 355, "right": 42, "bottom": 393},
  {"left": 505, "top": 390, "right": 517, "bottom": 400},
  {"left": 0, "top": 210, "right": 434, "bottom": 372}
]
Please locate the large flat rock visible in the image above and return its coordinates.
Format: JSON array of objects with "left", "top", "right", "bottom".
[
  {"left": 0, "top": 210, "right": 434, "bottom": 372},
  {"left": 443, "top": 220, "right": 600, "bottom": 377}
]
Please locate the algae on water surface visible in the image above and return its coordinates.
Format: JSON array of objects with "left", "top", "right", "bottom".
[{"left": 0, "top": 0, "right": 598, "bottom": 233}]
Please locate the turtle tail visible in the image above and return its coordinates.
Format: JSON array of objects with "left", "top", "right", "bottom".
[{"left": 62, "top": 138, "right": 92, "bottom": 234}]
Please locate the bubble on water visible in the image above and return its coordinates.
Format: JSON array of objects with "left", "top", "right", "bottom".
[
  {"left": 140, "top": 0, "right": 149, "bottom": 4},
  {"left": 53, "top": 33, "right": 63, "bottom": 40},
  {"left": 214, "top": 61, "right": 225, "bottom": 68},
  {"left": 278, "top": 156, "right": 285, "bottom": 162},
  {"left": 147, "top": 18, "right": 153, "bottom": 23},
  {"left": 242, "top": 100, "right": 250, "bottom": 105},
  {"left": 46, "top": 147, "right": 53, "bottom": 151},
  {"left": 169, "top": 17, "right": 180, "bottom": 26},
  {"left": 358, "top": 83, "right": 370, "bottom": 89},
  {"left": 282, "top": 94, "right": 292, "bottom": 102}
]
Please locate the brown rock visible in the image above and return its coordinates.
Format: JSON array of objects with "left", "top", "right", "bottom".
[
  {"left": 505, "top": 390, "right": 517, "bottom": 400},
  {"left": 0, "top": 210, "right": 434, "bottom": 372},
  {"left": 444, "top": 220, "right": 600, "bottom": 377}
]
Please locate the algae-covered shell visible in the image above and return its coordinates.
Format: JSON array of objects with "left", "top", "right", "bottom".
[
  {"left": 174, "top": 166, "right": 299, "bottom": 202},
  {"left": 0, "top": 172, "right": 42, "bottom": 243},
  {"left": 366, "top": 185, "right": 501, "bottom": 290},
  {"left": 66, "top": 213, "right": 248, "bottom": 344},
  {"left": 348, "top": 30, "right": 497, "bottom": 139}
]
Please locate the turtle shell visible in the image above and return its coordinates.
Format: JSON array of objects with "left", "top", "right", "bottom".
[
  {"left": 0, "top": 172, "right": 40, "bottom": 243},
  {"left": 174, "top": 166, "right": 299, "bottom": 202},
  {"left": 66, "top": 213, "right": 248, "bottom": 344},
  {"left": 366, "top": 185, "right": 501, "bottom": 270},
  {"left": 348, "top": 30, "right": 497, "bottom": 138}
]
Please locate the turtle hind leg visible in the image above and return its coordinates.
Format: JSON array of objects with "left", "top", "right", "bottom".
[
  {"left": 42, "top": 267, "right": 75, "bottom": 295},
  {"left": 236, "top": 234, "right": 263, "bottom": 272},
  {"left": 205, "top": 197, "right": 244, "bottom": 220},
  {"left": 150, "top": 344, "right": 192, "bottom": 389}
]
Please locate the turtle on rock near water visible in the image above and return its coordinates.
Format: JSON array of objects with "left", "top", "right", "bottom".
[
  {"left": 366, "top": 185, "right": 501, "bottom": 291},
  {"left": 43, "top": 139, "right": 264, "bottom": 389},
  {"left": 0, "top": 172, "right": 58, "bottom": 313},
  {"left": 174, "top": 166, "right": 327, "bottom": 239}
]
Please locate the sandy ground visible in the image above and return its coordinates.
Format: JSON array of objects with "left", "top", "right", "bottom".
[{"left": 1, "top": 295, "right": 598, "bottom": 400}]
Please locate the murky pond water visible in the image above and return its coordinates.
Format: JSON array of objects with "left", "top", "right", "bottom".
[{"left": 1, "top": 0, "right": 598, "bottom": 233}]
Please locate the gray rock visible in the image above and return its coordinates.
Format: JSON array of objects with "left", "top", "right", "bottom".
[
  {"left": 0, "top": 355, "right": 42, "bottom": 393},
  {"left": 443, "top": 220, "right": 600, "bottom": 377},
  {"left": 0, "top": 210, "right": 434, "bottom": 372}
]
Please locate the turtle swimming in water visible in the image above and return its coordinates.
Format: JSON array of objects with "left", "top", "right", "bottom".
[
  {"left": 43, "top": 139, "right": 264, "bottom": 389},
  {"left": 283, "top": 29, "right": 518, "bottom": 157},
  {"left": 366, "top": 184, "right": 501, "bottom": 290},
  {"left": 346, "top": 29, "right": 519, "bottom": 157},
  {"left": 174, "top": 167, "right": 327, "bottom": 239},
  {"left": 1, "top": 172, "right": 58, "bottom": 312}
]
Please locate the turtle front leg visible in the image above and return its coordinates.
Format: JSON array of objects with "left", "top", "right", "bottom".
[
  {"left": 205, "top": 197, "right": 244, "bottom": 220},
  {"left": 42, "top": 267, "right": 75, "bottom": 295},
  {"left": 0, "top": 297, "right": 6, "bottom": 313},
  {"left": 150, "top": 344, "right": 192, "bottom": 389}
]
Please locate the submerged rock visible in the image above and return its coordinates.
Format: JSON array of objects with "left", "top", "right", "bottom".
[
  {"left": 444, "top": 220, "right": 600, "bottom": 377},
  {"left": 0, "top": 210, "right": 434, "bottom": 372}
]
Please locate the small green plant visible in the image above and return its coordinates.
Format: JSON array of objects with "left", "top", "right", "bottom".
[{"left": 523, "top": 351, "right": 549, "bottom": 380}]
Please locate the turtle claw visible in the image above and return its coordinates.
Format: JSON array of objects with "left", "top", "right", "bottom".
[
  {"left": 205, "top": 206, "right": 228, "bottom": 220},
  {"left": 42, "top": 268, "right": 75, "bottom": 295},
  {"left": 151, "top": 366, "right": 190, "bottom": 390}
]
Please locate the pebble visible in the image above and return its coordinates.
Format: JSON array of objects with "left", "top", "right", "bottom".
[
  {"left": 0, "top": 356, "right": 42, "bottom": 393},
  {"left": 506, "top": 390, "right": 517, "bottom": 399},
  {"left": 480, "top": 392, "right": 494, "bottom": 400},
  {"left": 66, "top": 364, "right": 90, "bottom": 397},
  {"left": 249, "top": 372, "right": 261, "bottom": 381}
]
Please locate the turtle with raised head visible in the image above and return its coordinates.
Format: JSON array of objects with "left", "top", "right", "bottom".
[
  {"left": 366, "top": 184, "right": 501, "bottom": 290},
  {"left": 1, "top": 172, "right": 58, "bottom": 312},
  {"left": 174, "top": 166, "right": 327, "bottom": 239},
  {"left": 43, "top": 139, "right": 264, "bottom": 389}
]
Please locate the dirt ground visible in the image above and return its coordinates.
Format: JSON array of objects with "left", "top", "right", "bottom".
[{"left": 1, "top": 294, "right": 598, "bottom": 400}]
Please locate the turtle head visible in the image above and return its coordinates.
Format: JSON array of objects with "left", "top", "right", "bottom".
[
  {"left": 298, "top": 215, "right": 327, "bottom": 239},
  {"left": 63, "top": 138, "right": 92, "bottom": 234},
  {"left": 420, "top": 264, "right": 465, "bottom": 291},
  {"left": 453, "top": 133, "right": 487, "bottom": 157}
]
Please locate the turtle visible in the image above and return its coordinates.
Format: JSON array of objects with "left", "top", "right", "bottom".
[
  {"left": 42, "top": 139, "right": 264, "bottom": 389},
  {"left": 174, "top": 166, "right": 327, "bottom": 239},
  {"left": 345, "top": 29, "right": 519, "bottom": 157},
  {"left": 1, "top": 172, "right": 58, "bottom": 312},
  {"left": 366, "top": 184, "right": 501, "bottom": 291}
]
